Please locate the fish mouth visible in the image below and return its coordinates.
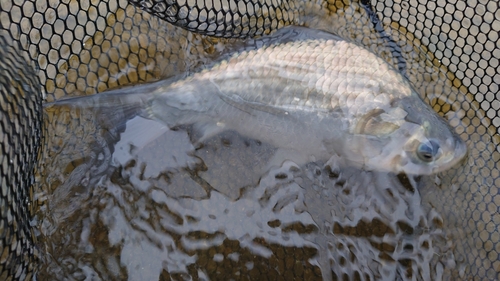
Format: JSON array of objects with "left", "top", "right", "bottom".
[
  {"left": 398, "top": 136, "right": 468, "bottom": 176},
  {"left": 429, "top": 137, "right": 468, "bottom": 174}
]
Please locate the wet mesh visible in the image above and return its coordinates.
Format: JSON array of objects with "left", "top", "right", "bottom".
[
  {"left": 0, "top": 0, "right": 499, "bottom": 280},
  {"left": 127, "top": 0, "right": 303, "bottom": 37},
  {"left": 0, "top": 31, "right": 42, "bottom": 280}
]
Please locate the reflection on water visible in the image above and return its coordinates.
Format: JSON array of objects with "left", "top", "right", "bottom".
[
  {"left": 38, "top": 100, "right": 457, "bottom": 280},
  {"left": 2, "top": 0, "right": 496, "bottom": 278},
  {"left": 31, "top": 1, "right": 499, "bottom": 280},
  {"left": 32, "top": 7, "right": 498, "bottom": 280}
]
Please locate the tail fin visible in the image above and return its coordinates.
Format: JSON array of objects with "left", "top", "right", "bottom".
[{"left": 43, "top": 80, "right": 172, "bottom": 128}]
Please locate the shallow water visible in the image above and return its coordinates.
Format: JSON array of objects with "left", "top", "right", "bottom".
[
  {"left": 38, "top": 93, "right": 462, "bottom": 281},
  {"left": 30, "top": 1, "right": 500, "bottom": 280}
]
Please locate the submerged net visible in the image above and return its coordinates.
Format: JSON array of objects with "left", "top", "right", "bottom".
[
  {"left": 0, "top": 31, "right": 42, "bottom": 280},
  {"left": 0, "top": 0, "right": 498, "bottom": 280}
]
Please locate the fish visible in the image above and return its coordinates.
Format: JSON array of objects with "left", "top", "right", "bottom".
[{"left": 50, "top": 26, "right": 467, "bottom": 175}]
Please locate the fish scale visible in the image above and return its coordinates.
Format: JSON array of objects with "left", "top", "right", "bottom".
[
  {"left": 192, "top": 37, "right": 411, "bottom": 117},
  {"left": 139, "top": 28, "right": 464, "bottom": 176},
  {"left": 56, "top": 26, "right": 466, "bottom": 176}
]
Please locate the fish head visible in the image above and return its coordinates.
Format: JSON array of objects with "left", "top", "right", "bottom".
[
  {"left": 390, "top": 119, "right": 467, "bottom": 175},
  {"left": 349, "top": 96, "right": 468, "bottom": 175}
]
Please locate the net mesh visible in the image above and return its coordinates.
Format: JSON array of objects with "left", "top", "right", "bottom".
[
  {"left": 0, "top": 31, "right": 42, "bottom": 280},
  {"left": 127, "top": 0, "right": 303, "bottom": 37},
  {"left": 0, "top": 0, "right": 498, "bottom": 280}
]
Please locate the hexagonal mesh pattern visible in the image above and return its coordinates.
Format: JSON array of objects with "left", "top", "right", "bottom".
[
  {"left": 127, "top": 0, "right": 303, "bottom": 37},
  {"left": 369, "top": 1, "right": 500, "bottom": 279},
  {"left": 0, "top": 31, "right": 42, "bottom": 281},
  {"left": 0, "top": 0, "right": 499, "bottom": 280},
  {"left": 0, "top": 0, "right": 240, "bottom": 102}
]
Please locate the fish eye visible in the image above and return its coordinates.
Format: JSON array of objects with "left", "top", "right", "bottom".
[{"left": 417, "top": 139, "right": 441, "bottom": 163}]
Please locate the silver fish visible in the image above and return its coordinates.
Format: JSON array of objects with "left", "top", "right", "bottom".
[{"left": 55, "top": 27, "right": 467, "bottom": 175}]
